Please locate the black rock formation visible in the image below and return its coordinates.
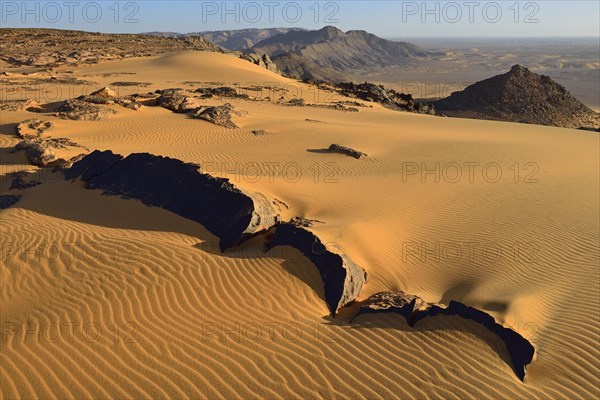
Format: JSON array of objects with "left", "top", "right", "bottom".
[
  {"left": 413, "top": 300, "right": 535, "bottom": 382},
  {"left": 65, "top": 150, "right": 277, "bottom": 251},
  {"left": 267, "top": 222, "right": 367, "bottom": 315},
  {"left": 354, "top": 291, "right": 535, "bottom": 381}
]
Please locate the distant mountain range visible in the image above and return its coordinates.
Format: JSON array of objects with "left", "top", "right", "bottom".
[
  {"left": 144, "top": 28, "right": 306, "bottom": 50},
  {"left": 432, "top": 65, "right": 599, "bottom": 129},
  {"left": 250, "top": 26, "right": 430, "bottom": 81}
]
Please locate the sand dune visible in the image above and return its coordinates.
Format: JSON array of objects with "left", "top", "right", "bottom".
[{"left": 1, "top": 51, "right": 599, "bottom": 399}]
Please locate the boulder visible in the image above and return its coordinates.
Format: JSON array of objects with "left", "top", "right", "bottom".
[
  {"left": 327, "top": 144, "right": 367, "bottom": 159},
  {"left": 267, "top": 222, "right": 367, "bottom": 315},
  {"left": 192, "top": 103, "right": 241, "bottom": 128},
  {"left": 155, "top": 93, "right": 187, "bottom": 112},
  {"left": 15, "top": 141, "right": 57, "bottom": 167}
]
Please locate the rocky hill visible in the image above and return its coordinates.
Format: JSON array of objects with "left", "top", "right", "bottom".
[
  {"left": 433, "top": 65, "right": 600, "bottom": 129},
  {"left": 250, "top": 26, "right": 430, "bottom": 81}
]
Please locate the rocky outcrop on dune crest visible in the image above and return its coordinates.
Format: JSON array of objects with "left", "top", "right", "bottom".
[
  {"left": 65, "top": 151, "right": 280, "bottom": 251},
  {"left": 267, "top": 222, "right": 367, "bottom": 315},
  {"left": 354, "top": 291, "right": 535, "bottom": 381},
  {"left": 240, "top": 53, "right": 281, "bottom": 74}
]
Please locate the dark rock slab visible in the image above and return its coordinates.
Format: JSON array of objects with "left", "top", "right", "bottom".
[
  {"left": 267, "top": 222, "right": 367, "bottom": 315},
  {"left": 412, "top": 300, "right": 535, "bottom": 381},
  {"left": 65, "top": 150, "right": 277, "bottom": 251},
  {"left": 354, "top": 291, "right": 535, "bottom": 381}
]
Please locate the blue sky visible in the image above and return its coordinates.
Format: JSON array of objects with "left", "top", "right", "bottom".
[{"left": 1, "top": 1, "right": 598, "bottom": 37}]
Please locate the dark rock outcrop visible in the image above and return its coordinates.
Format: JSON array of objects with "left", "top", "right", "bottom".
[
  {"left": 354, "top": 291, "right": 535, "bottom": 381},
  {"left": 336, "top": 82, "right": 435, "bottom": 114},
  {"left": 55, "top": 99, "right": 115, "bottom": 121},
  {"left": 432, "top": 64, "right": 600, "bottom": 129},
  {"left": 326, "top": 144, "right": 367, "bottom": 159},
  {"left": 267, "top": 222, "right": 367, "bottom": 315},
  {"left": 65, "top": 151, "right": 279, "bottom": 251}
]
